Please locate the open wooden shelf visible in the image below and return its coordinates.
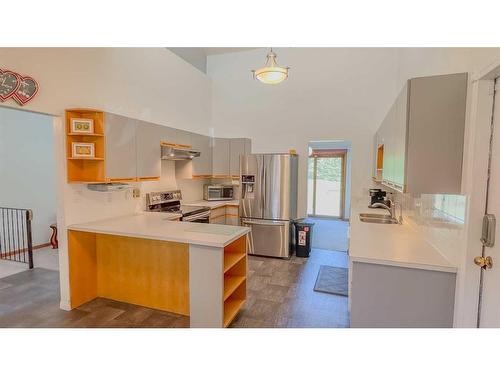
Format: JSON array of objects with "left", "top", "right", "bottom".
[
  {"left": 224, "top": 252, "right": 246, "bottom": 273},
  {"left": 224, "top": 297, "right": 246, "bottom": 327},
  {"left": 222, "top": 234, "right": 247, "bottom": 327},
  {"left": 67, "top": 157, "right": 104, "bottom": 161},
  {"left": 67, "top": 133, "right": 104, "bottom": 137},
  {"left": 224, "top": 235, "right": 246, "bottom": 254},
  {"left": 224, "top": 275, "right": 246, "bottom": 301},
  {"left": 66, "top": 109, "right": 106, "bottom": 183}
]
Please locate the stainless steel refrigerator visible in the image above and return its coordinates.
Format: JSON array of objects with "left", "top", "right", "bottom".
[{"left": 240, "top": 153, "right": 298, "bottom": 258}]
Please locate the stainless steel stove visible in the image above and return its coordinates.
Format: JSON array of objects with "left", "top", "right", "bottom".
[{"left": 146, "top": 190, "right": 210, "bottom": 223}]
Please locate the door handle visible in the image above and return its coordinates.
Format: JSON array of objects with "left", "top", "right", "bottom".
[
  {"left": 242, "top": 219, "right": 286, "bottom": 226},
  {"left": 474, "top": 256, "right": 493, "bottom": 269}
]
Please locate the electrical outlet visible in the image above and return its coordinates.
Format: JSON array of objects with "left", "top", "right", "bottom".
[{"left": 133, "top": 188, "right": 141, "bottom": 198}]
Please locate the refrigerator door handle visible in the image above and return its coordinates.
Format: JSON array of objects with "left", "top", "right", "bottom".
[
  {"left": 241, "top": 219, "right": 286, "bottom": 226},
  {"left": 261, "top": 161, "right": 266, "bottom": 216}
]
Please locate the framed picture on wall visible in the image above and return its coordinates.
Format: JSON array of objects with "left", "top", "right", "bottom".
[
  {"left": 72, "top": 142, "right": 95, "bottom": 158},
  {"left": 70, "top": 118, "right": 94, "bottom": 134}
]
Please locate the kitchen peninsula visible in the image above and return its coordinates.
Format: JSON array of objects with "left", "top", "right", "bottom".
[{"left": 67, "top": 213, "right": 250, "bottom": 328}]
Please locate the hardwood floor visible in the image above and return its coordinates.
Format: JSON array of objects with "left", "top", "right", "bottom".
[
  {"left": 0, "top": 249, "right": 349, "bottom": 328},
  {"left": 231, "top": 248, "right": 350, "bottom": 328}
]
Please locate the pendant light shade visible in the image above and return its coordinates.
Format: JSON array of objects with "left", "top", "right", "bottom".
[{"left": 252, "top": 49, "right": 289, "bottom": 84}]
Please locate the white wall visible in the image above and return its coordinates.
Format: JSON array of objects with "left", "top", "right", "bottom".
[
  {"left": 0, "top": 48, "right": 212, "bottom": 136},
  {"left": 0, "top": 107, "right": 56, "bottom": 246}
]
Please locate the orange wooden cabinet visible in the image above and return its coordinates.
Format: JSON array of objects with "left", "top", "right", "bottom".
[{"left": 66, "top": 109, "right": 106, "bottom": 183}]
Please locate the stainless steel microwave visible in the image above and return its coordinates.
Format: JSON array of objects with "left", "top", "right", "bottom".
[{"left": 203, "top": 185, "right": 234, "bottom": 201}]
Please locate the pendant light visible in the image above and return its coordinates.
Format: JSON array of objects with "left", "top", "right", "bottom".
[{"left": 252, "top": 48, "right": 289, "bottom": 84}]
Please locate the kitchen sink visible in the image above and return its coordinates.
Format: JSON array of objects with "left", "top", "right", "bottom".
[{"left": 359, "top": 213, "right": 399, "bottom": 224}]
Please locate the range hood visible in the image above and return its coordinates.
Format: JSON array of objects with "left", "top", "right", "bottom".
[{"left": 161, "top": 142, "right": 201, "bottom": 161}]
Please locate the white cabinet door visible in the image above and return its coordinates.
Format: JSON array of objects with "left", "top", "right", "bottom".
[
  {"left": 136, "top": 122, "right": 162, "bottom": 179},
  {"left": 229, "top": 138, "right": 246, "bottom": 176},
  {"left": 381, "top": 105, "right": 395, "bottom": 185},
  {"left": 372, "top": 131, "right": 379, "bottom": 179},
  {"left": 244, "top": 138, "right": 252, "bottom": 154},
  {"left": 105, "top": 113, "right": 137, "bottom": 181},
  {"left": 212, "top": 138, "right": 230, "bottom": 176},
  {"left": 392, "top": 84, "right": 408, "bottom": 190},
  {"left": 191, "top": 133, "right": 212, "bottom": 176},
  {"left": 160, "top": 126, "right": 191, "bottom": 146}
]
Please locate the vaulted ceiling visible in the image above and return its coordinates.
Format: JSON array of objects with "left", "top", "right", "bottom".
[{"left": 168, "top": 47, "right": 259, "bottom": 73}]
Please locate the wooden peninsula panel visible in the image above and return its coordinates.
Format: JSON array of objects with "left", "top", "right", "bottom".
[
  {"left": 68, "top": 230, "right": 189, "bottom": 316},
  {"left": 96, "top": 234, "right": 189, "bottom": 316},
  {"left": 68, "top": 230, "right": 98, "bottom": 308}
]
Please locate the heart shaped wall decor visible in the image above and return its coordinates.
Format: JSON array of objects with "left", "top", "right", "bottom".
[
  {"left": 13, "top": 75, "right": 39, "bottom": 105},
  {"left": 0, "top": 69, "right": 20, "bottom": 101}
]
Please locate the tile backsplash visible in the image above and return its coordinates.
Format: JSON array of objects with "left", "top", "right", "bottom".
[{"left": 400, "top": 192, "right": 467, "bottom": 266}]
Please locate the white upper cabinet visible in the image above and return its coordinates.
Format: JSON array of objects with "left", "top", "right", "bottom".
[
  {"left": 392, "top": 84, "right": 408, "bottom": 189},
  {"left": 104, "top": 113, "right": 253, "bottom": 181},
  {"left": 229, "top": 138, "right": 251, "bottom": 176},
  {"left": 159, "top": 126, "right": 191, "bottom": 146},
  {"left": 136, "top": 121, "right": 162, "bottom": 179},
  {"left": 212, "top": 138, "right": 252, "bottom": 177},
  {"left": 212, "top": 138, "right": 231, "bottom": 176},
  {"left": 190, "top": 133, "right": 212, "bottom": 176},
  {"left": 376, "top": 73, "right": 467, "bottom": 194},
  {"left": 381, "top": 103, "right": 396, "bottom": 185},
  {"left": 105, "top": 113, "right": 137, "bottom": 181}
]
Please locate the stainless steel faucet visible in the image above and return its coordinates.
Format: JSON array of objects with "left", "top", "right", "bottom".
[{"left": 371, "top": 199, "right": 403, "bottom": 224}]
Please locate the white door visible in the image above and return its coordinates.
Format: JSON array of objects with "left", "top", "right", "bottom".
[{"left": 479, "top": 79, "right": 500, "bottom": 327}]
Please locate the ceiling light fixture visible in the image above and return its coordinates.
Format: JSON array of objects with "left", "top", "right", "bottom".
[{"left": 252, "top": 48, "right": 289, "bottom": 84}]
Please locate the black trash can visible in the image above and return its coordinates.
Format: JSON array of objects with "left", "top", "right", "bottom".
[{"left": 294, "top": 219, "right": 314, "bottom": 257}]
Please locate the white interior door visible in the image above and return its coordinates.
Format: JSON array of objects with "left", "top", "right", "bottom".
[{"left": 479, "top": 80, "right": 500, "bottom": 327}]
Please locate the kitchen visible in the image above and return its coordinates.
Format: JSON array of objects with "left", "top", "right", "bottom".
[
  {"left": 53, "top": 70, "right": 465, "bottom": 329},
  {"left": 1, "top": 47, "right": 500, "bottom": 331},
  {"left": 5, "top": 3, "right": 500, "bottom": 374}
]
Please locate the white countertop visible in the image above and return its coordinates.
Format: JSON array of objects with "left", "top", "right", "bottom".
[
  {"left": 183, "top": 199, "right": 240, "bottom": 209},
  {"left": 140, "top": 211, "right": 182, "bottom": 220},
  {"left": 349, "top": 203, "right": 457, "bottom": 273},
  {"left": 67, "top": 212, "right": 250, "bottom": 247}
]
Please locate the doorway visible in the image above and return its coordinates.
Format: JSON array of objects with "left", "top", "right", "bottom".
[
  {"left": 307, "top": 151, "right": 346, "bottom": 218},
  {"left": 0, "top": 106, "right": 59, "bottom": 278},
  {"left": 306, "top": 141, "right": 351, "bottom": 253}
]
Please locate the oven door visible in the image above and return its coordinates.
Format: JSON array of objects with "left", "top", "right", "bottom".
[
  {"left": 182, "top": 211, "right": 210, "bottom": 223},
  {"left": 241, "top": 218, "right": 291, "bottom": 258}
]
